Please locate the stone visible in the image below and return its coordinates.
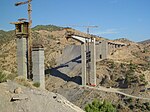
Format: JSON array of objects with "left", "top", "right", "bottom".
[
  {"left": 11, "top": 94, "right": 28, "bottom": 102},
  {"left": 14, "top": 87, "right": 23, "bottom": 94}
]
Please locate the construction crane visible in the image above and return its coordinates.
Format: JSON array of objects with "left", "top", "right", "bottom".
[
  {"left": 15, "top": 0, "right": 32, "bottom": 79},
  {"left": 65, "top": 25, "right": 98, "bottom": 34},
  {"left": 65, "top": 25, "right": 98, "bottom": 85}
]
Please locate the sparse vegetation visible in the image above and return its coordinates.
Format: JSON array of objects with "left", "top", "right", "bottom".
[
  {"left": 33, "top": 82, "right": 40, "bottom": 88},
  {"left": 143, "top": 102, "right": 150, "bottom": 111},
  {"left": 47, "top": 58, "right": 57, "bottom": 68},
  {"left": 15, "top": 76, "right": 32, "bottom": 88},
  {"left": 0, "top": 71, "right": 17, "bottom": 83},
  {"left": 32, "top": 25, "right": 63, "bottom": 32},
  {"left": 129, "top": 61, "right": 137, "bottom": 70},
  {"left": 7, "top": 73, "right": 17, "bottom": 80},
  {"left": 109, "top": 61, "right": 115, "bottom": 69},
  {"left": 0, "top": 30, "right": 15, "bottom": 46},
  {"left": 142, "top": 48, "right": 148, "bottom": 53},
  {"left": 123, "top": 97, "right": 150, "bottom": 112},
  {"left": 85, "top": 99, "right": 116, "bottom": 112},
  {"left": 0, "top": 71, "right": 7, "bottom": 83}
]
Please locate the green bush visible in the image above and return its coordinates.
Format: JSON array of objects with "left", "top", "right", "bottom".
[
  {"left": 33, "top": 82, "right": 40, "bottom": 88},
  {"left": 129, "top": 61, "right": 137, "bottom": 70},
  {"left": 139, "top": 74, "right": 145, "bottom": 82},
  {"left": 0, "top": 71, "right": 7, "bottom": 83},
  {"left": 109, "top": 61, "right": 115, "bottom": 69},
  {"left": 139, "top": 74, "right": 148, "bottom": 86},
  {"left": 85, "top": 99, "right": 116, "bottom": 112}
]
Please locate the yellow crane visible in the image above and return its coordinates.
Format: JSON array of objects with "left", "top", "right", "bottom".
[{"left": 15, "top": 0, "right": 32, "bottom": 79}]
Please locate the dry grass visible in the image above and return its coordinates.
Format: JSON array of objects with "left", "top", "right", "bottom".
[{"left": 14, "top": 76, "right": 33, "bottom": 88}]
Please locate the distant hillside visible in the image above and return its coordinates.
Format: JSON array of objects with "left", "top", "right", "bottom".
[
  {"left": 0, "top": 25, "right": 64, "bottom": 46},
  {"left": 32, "top": 25, "right": 64, "bottom": 32},
  {"left": 114, "top": 38, "right": 134, "bottom": 44},
  {"left": 138, "top": 39, "right": 150, "bottom": 44},
  {"left": 0, "top": 30, "right": 15, "bottom": 45}
]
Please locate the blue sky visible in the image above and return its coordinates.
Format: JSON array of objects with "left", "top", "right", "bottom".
[{"left": 1, "top": 0, "right": 150, "bottom": 42}]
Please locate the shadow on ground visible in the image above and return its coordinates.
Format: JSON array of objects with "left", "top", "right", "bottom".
[
  {"left": 45, "top": 55, "right": 82, "bottom": 85},
  {"left": 45, "top": 67, "right": 82, "bottom": 85}
]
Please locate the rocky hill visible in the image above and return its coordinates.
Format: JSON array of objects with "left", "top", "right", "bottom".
[
  {"left": 138, "top": 39, "right": 150, "bottom": 44},
  {"left": 0, "top": 81, "right": 84, "bottom": 112},
  {"left": 0, "top": 25, "right": 150, "bottom": 112}
]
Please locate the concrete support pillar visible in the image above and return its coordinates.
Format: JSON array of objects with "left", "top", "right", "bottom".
[
  {"left": 101, "top": 40, "right": 108, "bottom": 59},
  {"left": 90, "top": 38, "right": 96, "bottom": 86},
  {"left": 96, "top": 43, "right": 102, "bottom": 61},
  {"left": 17, "top": 37, "right": 28, "bottom": 78},
  {"left": 81, "top": 43, "right": 86, "bottom": 85},
  {"left": 32, "top": 46, "right": 45, "bottom": 89}
]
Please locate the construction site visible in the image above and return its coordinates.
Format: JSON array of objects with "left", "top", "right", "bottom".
[{"left": 0, "top": 0, "right": 150, "bottom": 112}]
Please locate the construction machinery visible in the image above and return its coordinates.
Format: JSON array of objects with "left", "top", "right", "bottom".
[{"left": 15, "top": 0, "right": 32, "bottom": 79}]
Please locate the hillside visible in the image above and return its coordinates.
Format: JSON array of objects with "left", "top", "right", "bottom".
[
  {"left": 32, "top": 24, "right": 63, "bottom": 32},
  {"left": 0, "top": 81, "right": 84, "bottom": 112},
  {"left": 0, "top": 25, "right": 150, "bottom": 112},
  {"left": 0, "top": 30, "right": 15, "bottom": 46},
  {"left": 138, "top": 39, "right": 150, "bottom": 44}
]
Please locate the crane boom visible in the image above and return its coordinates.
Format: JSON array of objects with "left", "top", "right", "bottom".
[
  {"left": 65, "top": 25, "right": 98, "bottom": 34},
  {"left": 15, "top": 0, "right": 32, "bottom": 6},
  {"left": 66, "top": 25, "right": 98, "bottom": 28}
]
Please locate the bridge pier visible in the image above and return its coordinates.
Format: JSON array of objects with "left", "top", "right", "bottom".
[
  {"left": 32, "top": 45, "right": 45, "bottom": 89},
  {"left": 101, "top": 40, "right": 108, "bottom": 59},
  {"left": 81, "top": 43, "right": 87, "bottom": 85},
  {"left": 90, "top": 38, "right": 96, "bottom": 86},
  {"left": 17, "top": 37, "right": 28, "bottom": 78}
]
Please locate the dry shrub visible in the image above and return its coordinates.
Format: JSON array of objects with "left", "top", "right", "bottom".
[{"left": 14, "top": 76, "right": 33, "bottom": 88}]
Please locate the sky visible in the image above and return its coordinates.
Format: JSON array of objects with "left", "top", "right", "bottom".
[{"left": 1, "top": 0, "right": 150, "bottom": 42}]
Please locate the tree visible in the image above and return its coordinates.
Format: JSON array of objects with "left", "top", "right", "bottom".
[{"left": 85, "top": 99, "right": 116, "bottom": 112}]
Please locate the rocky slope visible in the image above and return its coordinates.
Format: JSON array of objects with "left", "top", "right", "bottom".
[{"left": 0, "top": 81, "right": 84, "bottom": 112}]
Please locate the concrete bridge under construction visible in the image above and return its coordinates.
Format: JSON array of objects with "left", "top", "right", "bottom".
[
  {"left": 12, "top": 21, "right": 126, "bottom": 89},
  {"left": 55, "top": 31, "right": 127, "bottom": 86}
]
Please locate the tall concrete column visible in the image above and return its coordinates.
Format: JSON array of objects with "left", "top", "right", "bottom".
[
  {"left": 101, "top": 40, "right": 108, "bottom": 59},
  {"left": 17, "top": 37, "right": 28, "bottom": 78},
  {"left": 96, "top": 43, "right": 102, "bottom": 61},
  {"left": 90, "top": 38, "right": 96, "bottom": 86},
  {"left": 32, "top": 46, "right": 45, "bottom": 89},
  {"left": 81, "top": 43, "right": 86, "bottom": 85}
]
